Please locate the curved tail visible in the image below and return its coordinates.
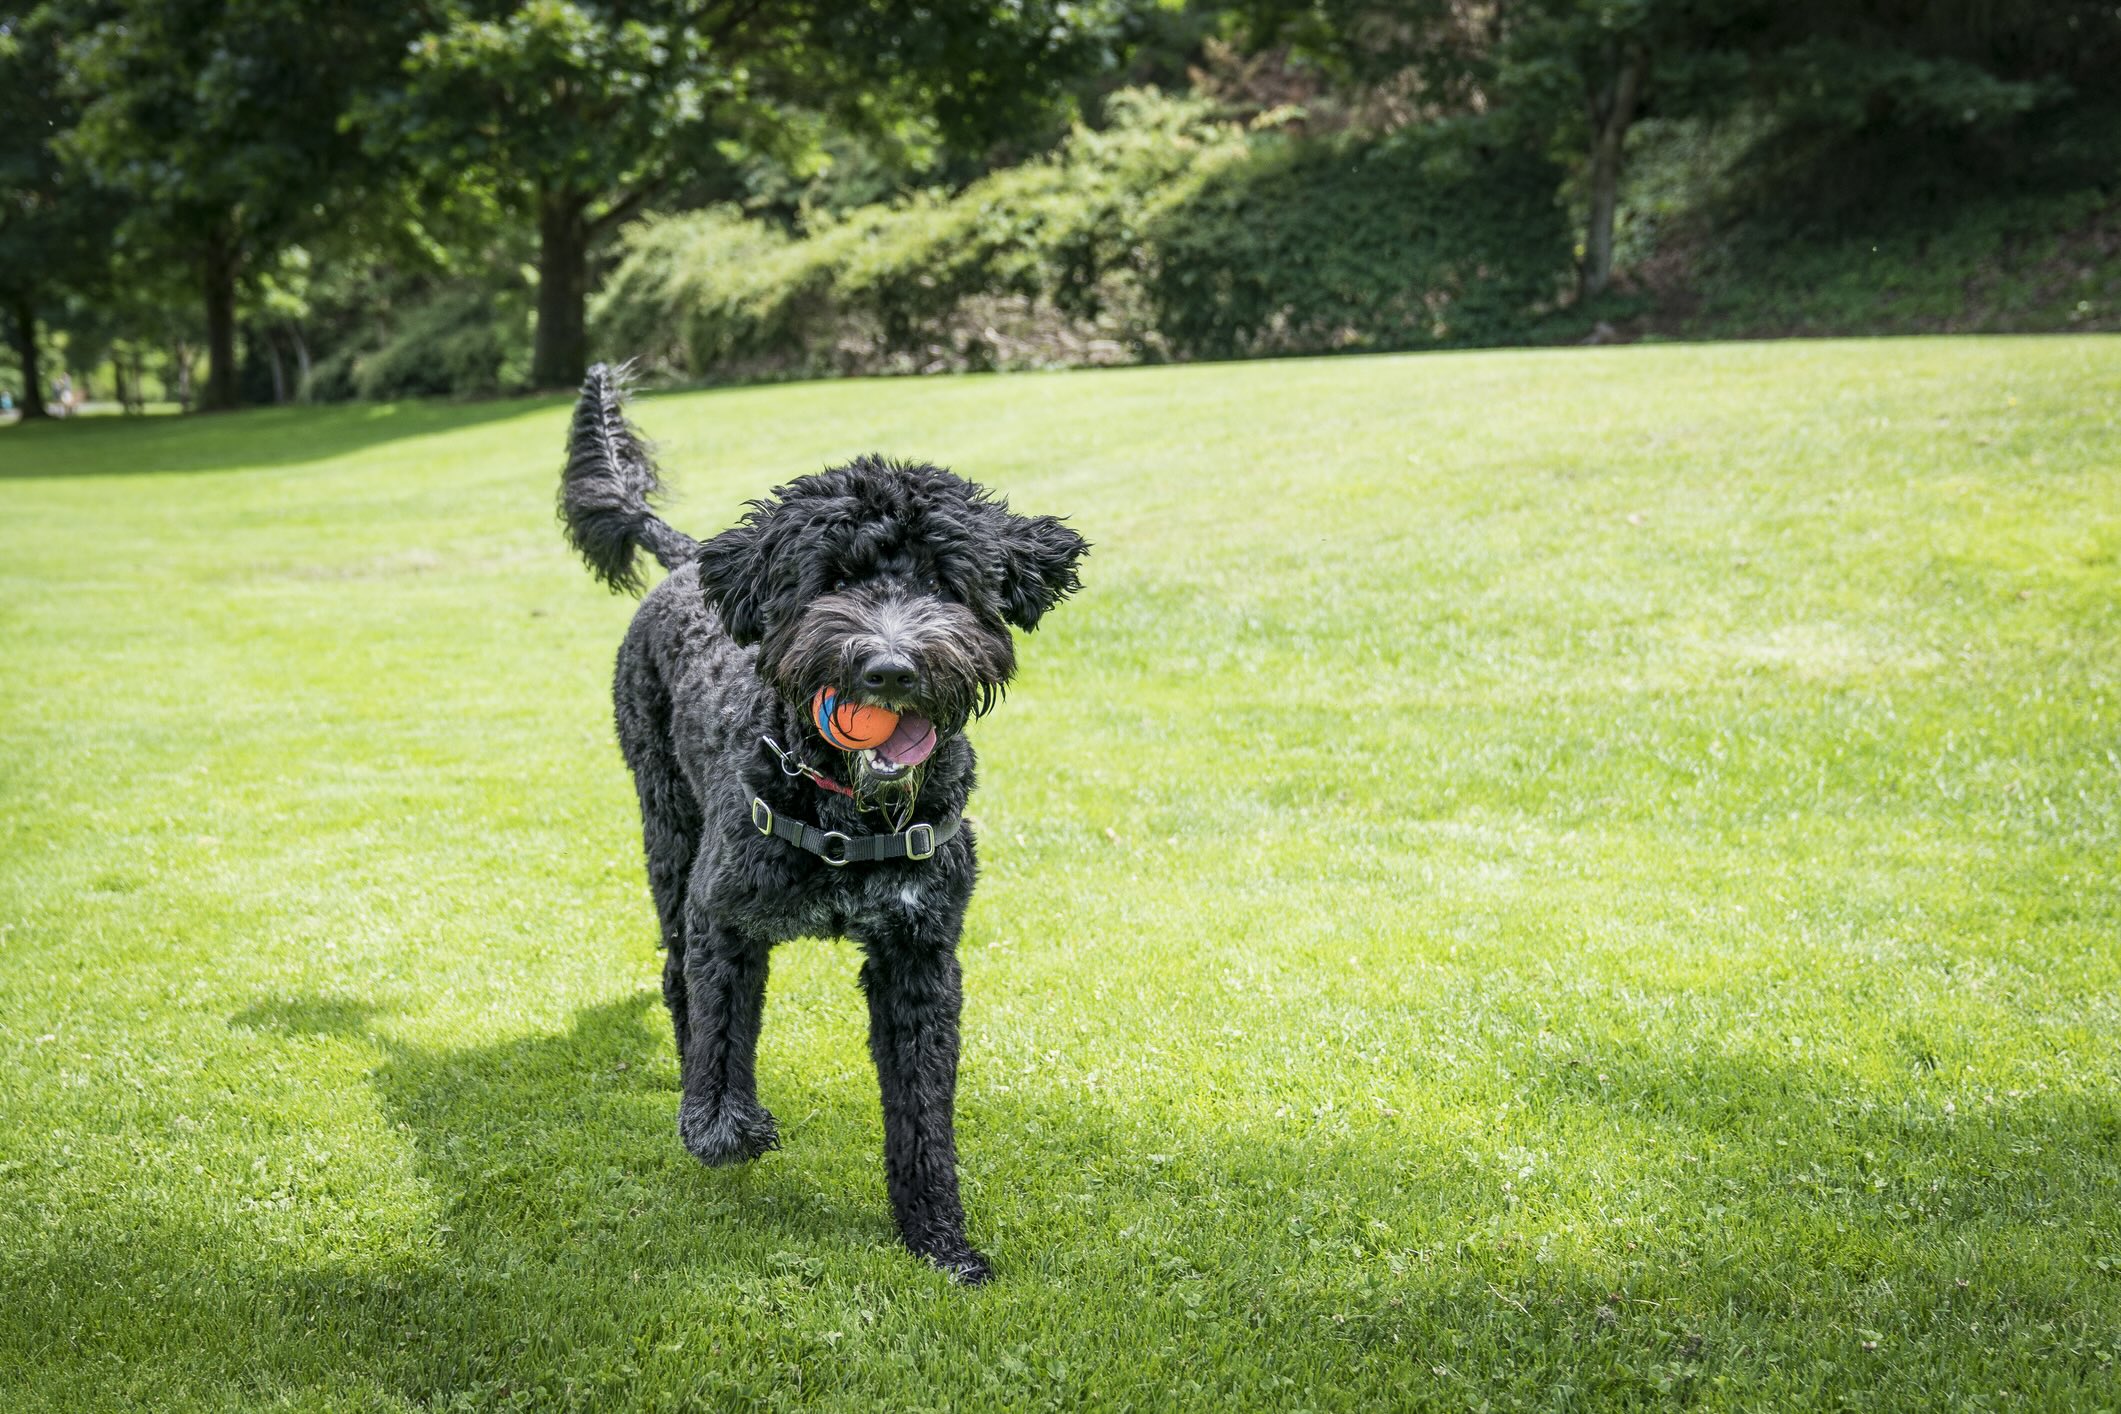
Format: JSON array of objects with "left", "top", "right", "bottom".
[{"left": 558, "top": 362, "right": 699, "bottom": 594}]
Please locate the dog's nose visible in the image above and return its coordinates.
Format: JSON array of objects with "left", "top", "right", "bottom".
[{"left": 859, "top": 655, "right": 920, "bottom": 696}]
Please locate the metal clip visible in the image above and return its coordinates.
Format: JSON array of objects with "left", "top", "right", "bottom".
[{"left": 760, "top": 735, "right": 808, "bottom": 778}]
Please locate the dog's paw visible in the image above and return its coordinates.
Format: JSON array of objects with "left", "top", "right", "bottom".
[
  {"left": 923, "top": 1245, "right": 993, "bottom": 1286},
  {"left": 677, "top": 1098, "right": 780, "bottom": 1166}
]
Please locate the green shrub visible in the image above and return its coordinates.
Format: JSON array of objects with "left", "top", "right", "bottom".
[
  {"left": 1609, "top": 101, "right": 2121, "bottom": 338},
  {"left": 319, "top": 282, "right": 532, "bottom": 402},
  {"left": 305, "top": 334, "right": 378, "bottom": 403},
  {"left": 592, "top": 90, "right": 1250, "bottom": 379},
  {"left": 592, "top": 95, "right": 1571, "bottom": 378},
  {"left": 1139, "top": 128, "right": 1571, "bottom": 359},
  {"left": 1680, "top": 186, "right": 2119, "bottom": 335},
  {"left": 589, "top": 210, "right": 793, "bottom": 379}
]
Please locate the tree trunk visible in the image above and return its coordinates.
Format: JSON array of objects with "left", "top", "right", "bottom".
[
  {"left": 264, "top": 328, "right": 287, "bottom": 404},
  {"left": 290, "top": 324, "right": 312, "bottom": 401},
  {"left": 10, "top": 296, "right": 50, "bottom": 420},
  {"left": 202, "top": 225, "right": 241, "bottom": 411},
  {"left": 1580, "top": 46, "right": 1648, "bottom": 301},
  {"left": 1581, "top": 131, "right": 1625, "bottom": 299},
  {"left": 129, "top": 346, "right": 148, "bottom": 413},
  {"left": 532, "top": 189, "right": 590, "bottom": 390},
  {"left": 173, "top": 339, "right": 195, "bottom": 412}
]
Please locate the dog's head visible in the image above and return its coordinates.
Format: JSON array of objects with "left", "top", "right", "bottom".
[{"left": 696, "top": 457, "right": 1087, "bottom": 790}]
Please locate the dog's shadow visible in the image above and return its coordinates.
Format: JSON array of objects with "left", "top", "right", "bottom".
[
  {"left": 357, "top": 989, "right": 904, "bottom": 1272},
  {"left": 142, "top": 988, "right": 944, "bottom": 1399}
]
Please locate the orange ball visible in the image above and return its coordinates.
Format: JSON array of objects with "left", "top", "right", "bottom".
[{"left": 812, "top": 687, "right": 899, "bottom": 751}]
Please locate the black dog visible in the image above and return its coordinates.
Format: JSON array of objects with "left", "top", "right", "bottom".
[{"left": 558, "top": 366, "right": 1086, "bottom": 1283}]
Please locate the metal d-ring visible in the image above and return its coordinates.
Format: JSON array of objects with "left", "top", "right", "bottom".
[{"left": 816, "top": 830, "right": 852, "bottom": 867}]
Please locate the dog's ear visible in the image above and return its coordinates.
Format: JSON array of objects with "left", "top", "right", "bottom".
[
  {"left": 695, "top": 521, "right": 766, "bottom": 645},
  {"left": 995, "top": 513, "right": 1088, "bottom": 631}
]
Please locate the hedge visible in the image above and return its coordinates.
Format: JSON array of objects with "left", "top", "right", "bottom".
[
  {"left": 1141, "top": 130, "right": 1570, "bottom": 357},
  {"left": 590, "top": 92, "right": 1573, "bottom": 379}
]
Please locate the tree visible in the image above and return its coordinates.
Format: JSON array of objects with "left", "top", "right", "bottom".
[
  {"left": 1477, "top": 1, "right": 1740, "bottom": 299},
  {"left": 0, "top": 5, "right": 120, "bottom": 417},
  {"left": 1229, "top": 0, "right": 1744, "bottom": 296},
  {"left": 63, "top": 0, "right": 410, "bottom": 410},
  {"left": 364, "top": 0, "right": 1119, "bottom": 390}
]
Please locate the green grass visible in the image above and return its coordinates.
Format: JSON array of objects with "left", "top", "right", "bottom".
[{"left": 3, "top": 339, "right": 2118, "bottom": 1411}]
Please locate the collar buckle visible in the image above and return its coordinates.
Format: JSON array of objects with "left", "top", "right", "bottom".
[
  {"left": 905, "top": 823, "right": 937, "bottom": 860},
  {"left": 750, "top": 798, "right": 774, "bottom": 836}
]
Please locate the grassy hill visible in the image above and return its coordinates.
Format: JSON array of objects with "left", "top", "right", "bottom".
[{"left": 3, "top": 339, "right": 2118, "bottom": 1409}]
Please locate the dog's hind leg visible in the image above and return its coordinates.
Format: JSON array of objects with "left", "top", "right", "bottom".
[
  {"left": 614, "top": 641, "right": 700, "bottom": 1059},
  {"left": 640, "top": 784, "right": 698, "bottom": 1060},
  {"left": 674, "top": 907, "right": 780, "bottom": 1166}
]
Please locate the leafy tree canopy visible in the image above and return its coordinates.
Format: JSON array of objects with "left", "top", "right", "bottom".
[
  {"left": 61, "top": 0, "right": 413, "bottom": 407},
  {"left": 363, "top": 0, "right": 1126, "bottom": 387}
]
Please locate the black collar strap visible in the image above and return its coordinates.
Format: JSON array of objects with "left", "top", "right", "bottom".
[{"left": 750, "top": 797, "right": 958, "bottom": 867}]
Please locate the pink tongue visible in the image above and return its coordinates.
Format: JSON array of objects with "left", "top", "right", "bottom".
[{"left": 874, "top": 713, "right": 936, "bottom": 767}]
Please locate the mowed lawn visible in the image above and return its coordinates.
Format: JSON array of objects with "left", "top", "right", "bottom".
[{"left": 2, "top": 339, "right": 2117, "bottom": 1411}]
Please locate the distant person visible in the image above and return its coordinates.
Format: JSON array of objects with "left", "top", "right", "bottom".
[
  {"left": 51, "top": 373, "right": 72, "bottom": 417},
  {"left": 0, "top": 389, "right": 13, "bottom": 414}
]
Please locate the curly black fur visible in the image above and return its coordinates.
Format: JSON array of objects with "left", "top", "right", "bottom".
[
  {"left": 558, "top": 369, "right": 1087, "bottom": 1284},
  {"left": 559, "top": 362, "right": 700, "bottom": 593}
]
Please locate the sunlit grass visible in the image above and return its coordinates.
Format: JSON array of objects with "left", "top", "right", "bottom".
[{"left": 3, "top": 338, "right": 2118, "bottom": 1409}]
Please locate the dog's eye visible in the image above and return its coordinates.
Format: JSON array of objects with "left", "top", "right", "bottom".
[
  {"left": 925, "top": 575, "right": 940, "bottom": 592},
  {"left": 833, "top": 578, "right": 849, "bottom": 592}
]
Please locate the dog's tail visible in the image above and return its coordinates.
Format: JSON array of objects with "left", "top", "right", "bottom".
[{"left": 559, "top": 362, "right": 700, "bottom": 595}]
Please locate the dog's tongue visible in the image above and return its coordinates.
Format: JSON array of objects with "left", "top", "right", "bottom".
[{"left": 872, "top": 713, "right": 936, "bottom": 769}]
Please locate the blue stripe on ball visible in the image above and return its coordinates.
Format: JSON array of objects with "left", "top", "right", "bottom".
[{"left": 815, "top": 688, "right": 849, "bottom": 749}]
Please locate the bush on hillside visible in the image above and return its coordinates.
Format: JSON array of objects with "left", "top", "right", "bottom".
[
  {"left": 1673, "top": 188, "right": 2119, "bottom": 336},
  {"left": 591, "top": 93, "right": 1572, "bottom": 378},
  {"left": 1140, "top": 129, "right": 1570, "bottom": 358},
  {"left": 1613, "top": 101, "right": 2121, "bottom": 337},
  {"left": 356, "top": 283, "right": 532, "bottom": 400},
  {"left": 590, "top": 91, "right": 1252, "bottom": 378},
  {"left": 587, "top": 211, "right": 793, "bottom": 379},
  {"left": 307, "top": 281, "right": 532, "bottom": 402}
]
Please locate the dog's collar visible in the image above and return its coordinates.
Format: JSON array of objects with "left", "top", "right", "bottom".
[{"left": 749, "top": 797, "right": 958, "bottom": 867}]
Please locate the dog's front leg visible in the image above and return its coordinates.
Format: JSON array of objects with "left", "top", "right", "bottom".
[
  {"left": 675, "top": 920, "right": 780, "bottom": 1166},
  {"left": 858, "top": 922, "right": 990, "bottom": 1284}
]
